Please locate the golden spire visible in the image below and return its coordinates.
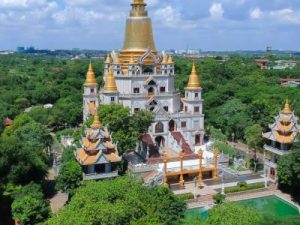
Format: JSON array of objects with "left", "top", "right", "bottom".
[
  {"left": 162, "top": 53, "right": 168, "bottom": 64},
  {"left": 84, "top": 62, "right": 98, "bottom": 86},
  {"left": 114, "top": 53, "right": 121, "bottom": 64},
  {"left": 186, "top": 62, "right": 201, "bottom": 90},
  {"left": 121, "top": 0, "right": 156, "bottom": 54},
  {"left": 105, "top": 53, "right": 111, "bottom": 64},
  {"left": 103, "top": 66, "right": 118, "bottom": 93},
  {"left": 91, "top": 112, "right": 102, "bottom": 129},
  {"left": 167, "top": 55, "right": 173, "bottom": 64},
  {"left": 282, "top": 99, "right": 292, "bottom": 114}
]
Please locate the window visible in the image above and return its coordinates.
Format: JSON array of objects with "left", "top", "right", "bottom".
[
  {"left": 111, "top": 97, "right": 115, "bottom": 102},
  {"left": 186, "top": 93, "right": 189, "bottom": 98},
  {"left": 163, "top": 106, "right": 168, "bottom": 112},
  {"left": 195, "top": 93, "right": 199, "bottom": 98},
  {"left": 91, "top": 88, "right": 95, "bottom": 94},
  {"left": 185, "top": 106, "right": 188, "bottom": 112},
  {"left": 134, "top": 108, "right": 140, "bottom": 113},
  {"left": 194, "top": 106, "right": 200, "bottom": 113},
  {"left": 134, "top": 88, "right": 140, "bottom": 94},
  {"left": 160, "top": 87, "right": 166, "bottom": 93},
  {"left": 181, "top": 121, "right": 187, "bottom": 128}
]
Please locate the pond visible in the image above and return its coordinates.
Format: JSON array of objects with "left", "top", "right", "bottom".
[{"left": 185, "top": 195, "right": 299, "bottom": 221}]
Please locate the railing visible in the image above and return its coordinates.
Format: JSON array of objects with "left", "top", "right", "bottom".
[
  {"left": 264, "top": 145, "right": 287, "bottom": 156},
  {"left": 83, "top": 171, "right": 119, "bottom": 180},
  {"left": 128, "top": 163, "right": 159, "bottom": 173}
]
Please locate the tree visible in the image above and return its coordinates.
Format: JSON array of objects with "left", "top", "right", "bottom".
[
  {"left": 245, "top": 124, "right": 263, "bottom": 171},
  {"left": 11, "top": 183, "right": 50, "bottom": 225},
  {"left": 45, "top": 176, "right": 186, "bottom": 225},
  {"left": 205, "top": 202, "right": 262, "bottom": 225},
  {"left": 98, "top": 105, "right": 153, "bottom": 155},
  {"left": 277, "top": 143, "right": 300, "bottom": 197},
  {"left": 56, "top": 161, "right": 82, "bottom": 196}
]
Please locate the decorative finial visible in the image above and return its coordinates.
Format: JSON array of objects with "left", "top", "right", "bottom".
[
  {"left": 91, "top": 111, "right": 102, "bottom": 129},
  {"left": 105, "top": 52, "right": 111, "bottom": 64},
  {"left": 103, "top": 66, "right": 119, "bottom": 93},
  {"left": 282, "top": 99, "right": 292, "bottom": 114},
  {"left": 167, "top": 55, "right": 173, "bottom": 64},
  {"left": 84, "top": 62, "right": 98, "bottom": 86},
  {"left": 162, "top": 53, "right": 168, "bottom": 64},
  {"left": 186, "top": 61, "right": 201, "bottom": 90}
]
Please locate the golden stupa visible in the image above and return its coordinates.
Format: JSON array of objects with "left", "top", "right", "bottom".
[
  {"left": 103, "top": 66, "right": 118, "bottom": 93},
  {"left": 84, "top": 62, "right": 98, "bottom": 86},
  {"left": 186, "top": 62, "right": 201, "bottom": 90},
  {"left": 119, "top": 0, "right": 157, "bottom": 65}
]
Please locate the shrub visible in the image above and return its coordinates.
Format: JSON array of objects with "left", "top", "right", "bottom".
[
  {"left": 238, "top": 181, "right": 248, "bottom": 188},
  {"left": 213, "top": 193, "right": 226, "bottom": 204},
  {"left": 225, "top": 183, "right": 265, "bottom": 194},
  {"left": 177, "top": 193, "right": 194, "bottom": 201}
]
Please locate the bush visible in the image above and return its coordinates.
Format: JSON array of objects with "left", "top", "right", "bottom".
[
  {"left": 225, "top": 183, "right": 265, "bottom": 194},
  {"left": 213, "top": 193, "right": 226, "bottom": 204},
  {"left": 238, "top": 181, "right": 248, "bottom": 188},
  {"left": 177, "top": 193, "right": 194, "bottom": 201}
]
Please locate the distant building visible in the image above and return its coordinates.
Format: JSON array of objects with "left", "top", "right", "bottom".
[
  {"left": 262, "top": 100, "right": 300, "bottom": 182},
  {"left": 75, "top": 113, "right": 121, "bottom": 180},
  {"left": 256, "top": 59, "right": 270, "bottom": 70},
  {"left": 280, "top": 79, "right": 300, "bottom": 88},
  {"left": 17, "top": 47, "right": 25, "bottom": 53}
]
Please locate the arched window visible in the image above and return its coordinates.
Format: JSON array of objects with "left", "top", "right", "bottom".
[
  {"left": 169, "top": 120, "right": 175, "bottom": 132},
  {"left": 155, "top": 122, "right": 164, "bottom": 133},
  {"left": 148, "top": 87, "right": 155, "bottom": 96}
]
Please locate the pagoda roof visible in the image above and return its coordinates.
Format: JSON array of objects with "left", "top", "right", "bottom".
[
  {"left": 262, "top": 130, "right": 298, "bottom": 144},
  {"left": 269, "top": 121, "right": 299, "bottom": 133},
  {"left": 85, "top": 127, "right": 110, "bottom": 140},
  {"left": 76, "top": 148, "right": 121, "bottom": 166}
]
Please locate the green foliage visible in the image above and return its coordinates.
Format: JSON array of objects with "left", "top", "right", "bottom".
[
  {"left": 208, "top": 127, "right": 227, "bottom": 142},
  {"left": 98, "top": 104, "right": 153, "bottom": 154},
  {"left": 61, "top": 146, "right": 76, "bottom": 164},
  {"left": 277, "top": 143, "right": 300, "bottom": 192},
  {"left": 205, "top": 202, "right": 262, "bottom": 225},
  {"left": 215, "top": 141, "right": 236, "bottom": 157},
  {"left": 11, "top": 182, "right": 50, "bottom": 225},
  {"left": 237, "top": 181, "right": 248, "bottom": 188},
  {"left": 245, "top": 124, "right": 263, "bottom": 149},
  {"left": 260, "top": 215, "right": 300, "bottom": 225},
  {"left": 45, "top": 176, "right": 186, "bottom": 225},
  {"left": 56, "top": 161, "right": 82, "bottom": 196},
  {"left": 177, "top": 193, "right": 194, "bottom": 201},
  {"left": 225, "top": 183, "right": 265, "bottom": 194},
  {"left": 213, "top": 193, "right": 226, "bottom": 204},
  {"left": 0, "top": 114, "right": 50, "bottom": 186}
]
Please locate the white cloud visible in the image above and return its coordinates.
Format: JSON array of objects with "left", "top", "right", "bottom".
[
  {"left": 270, "top": 8, "right": 300, "bottom": 25},
  {"left": 209, "top": 3, "right": 224, "bottom": 19},
  {"left": 250, "top": 7, "right": 262, "bottom": 19},
  {"left": 154, "top": 5, "right": 197, "bottom": 29}
]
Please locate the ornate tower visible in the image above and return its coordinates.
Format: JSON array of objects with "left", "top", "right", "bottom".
[
  {"left": 83, "top": 62, "right": 99, "bottom": 121},
  {"left": 263, "top": 99, "right": 300, "bottom": 181},
  {"left": 101, "top": 66, "right": 119, "bottom": 105}
]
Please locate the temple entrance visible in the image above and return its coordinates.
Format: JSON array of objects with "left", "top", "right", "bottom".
[
  {"left": 155, "top": 121, "right": 164, "bottom": 133},
  {"left": 148, "top": 87, "right": 155, "bottom": 97},
  {"left": 169, "top": 120, "right": 175, "bottom": 132},
  {"left": 195, "top": 134, "right": 201, "bottom": 145},
  {"left": 270, "top": 168, "right": 276, "bottom": 179},
  {"left": 155, "top": 136, "right": 165, "bottom": 148}
]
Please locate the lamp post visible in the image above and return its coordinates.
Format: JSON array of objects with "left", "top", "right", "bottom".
[
  {"left": 179, "top": 150, "right": 185, "bottom": 187},
  {"left": 193, "top": 176, "right": 198, "bottom": 199},
  {"left": 221, "top": 170, "right": 225, "bottom": 195},
  {"left": 263, "top": 150, "right": 268, "bottom": 188}
]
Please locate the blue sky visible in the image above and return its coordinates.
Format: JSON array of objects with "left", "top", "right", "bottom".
[{"left": 0, "top": 0, "right": 299, "bottom": 51}]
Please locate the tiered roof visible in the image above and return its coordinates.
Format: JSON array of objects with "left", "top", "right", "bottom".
[
  {"left": 263, "top": 100, "right": 300, "bottom": 144},
  {"left": 76, "top": 114, "right": 121, "bottom": 166}
]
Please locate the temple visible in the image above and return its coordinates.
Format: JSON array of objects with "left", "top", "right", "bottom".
[
  {"left": 82, "top": 0, "right": 218, "bottom": 185},
  {"left": 76, "top": 113, "right": 121, "bottom": 180},
  {"left": 262, "top": 100, "right": 300, "bottom": 182}
]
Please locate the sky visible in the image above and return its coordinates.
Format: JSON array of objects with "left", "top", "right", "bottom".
[{"left": 0, "top": 0, "right": 299, "bottom": 51}]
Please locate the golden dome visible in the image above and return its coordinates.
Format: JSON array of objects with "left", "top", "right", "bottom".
[
  {"left": 91, "top": 113, "right": 102, "bottom": 129},
  {"left": 162, "top": 53, "right": 168, "bottom": 64},
  {"left": 84, "top": 62, "right": 98, "bottom": 86},
  {"left": 186, "top": 62, "right": 201, "bottom": 90},
  {"left": 114, "top": 53, "right": 121, "bottom": 64},
  {"left": 168, "top": 55, "right": 174, "bottom": 64},
  {"left": 105, "top": 53, "right": 111, "bottom": 64},
  {"left": 103, "top": 66, "right": 118, "bottom": 93},
  {"left": 282, "top": 99, "right": 292, "bottom": 114}
]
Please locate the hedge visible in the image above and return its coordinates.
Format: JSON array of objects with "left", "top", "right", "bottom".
[
  {"left": 225, "top": 183, "right": 265, "bottom": 194},
  {"left": 177, "top": 193, "right": 194, "bottom": 201}
]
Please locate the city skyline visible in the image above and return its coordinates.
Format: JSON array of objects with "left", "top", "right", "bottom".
[{"left": 0, "top": 0, "right": 300, "bottom": 51}]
